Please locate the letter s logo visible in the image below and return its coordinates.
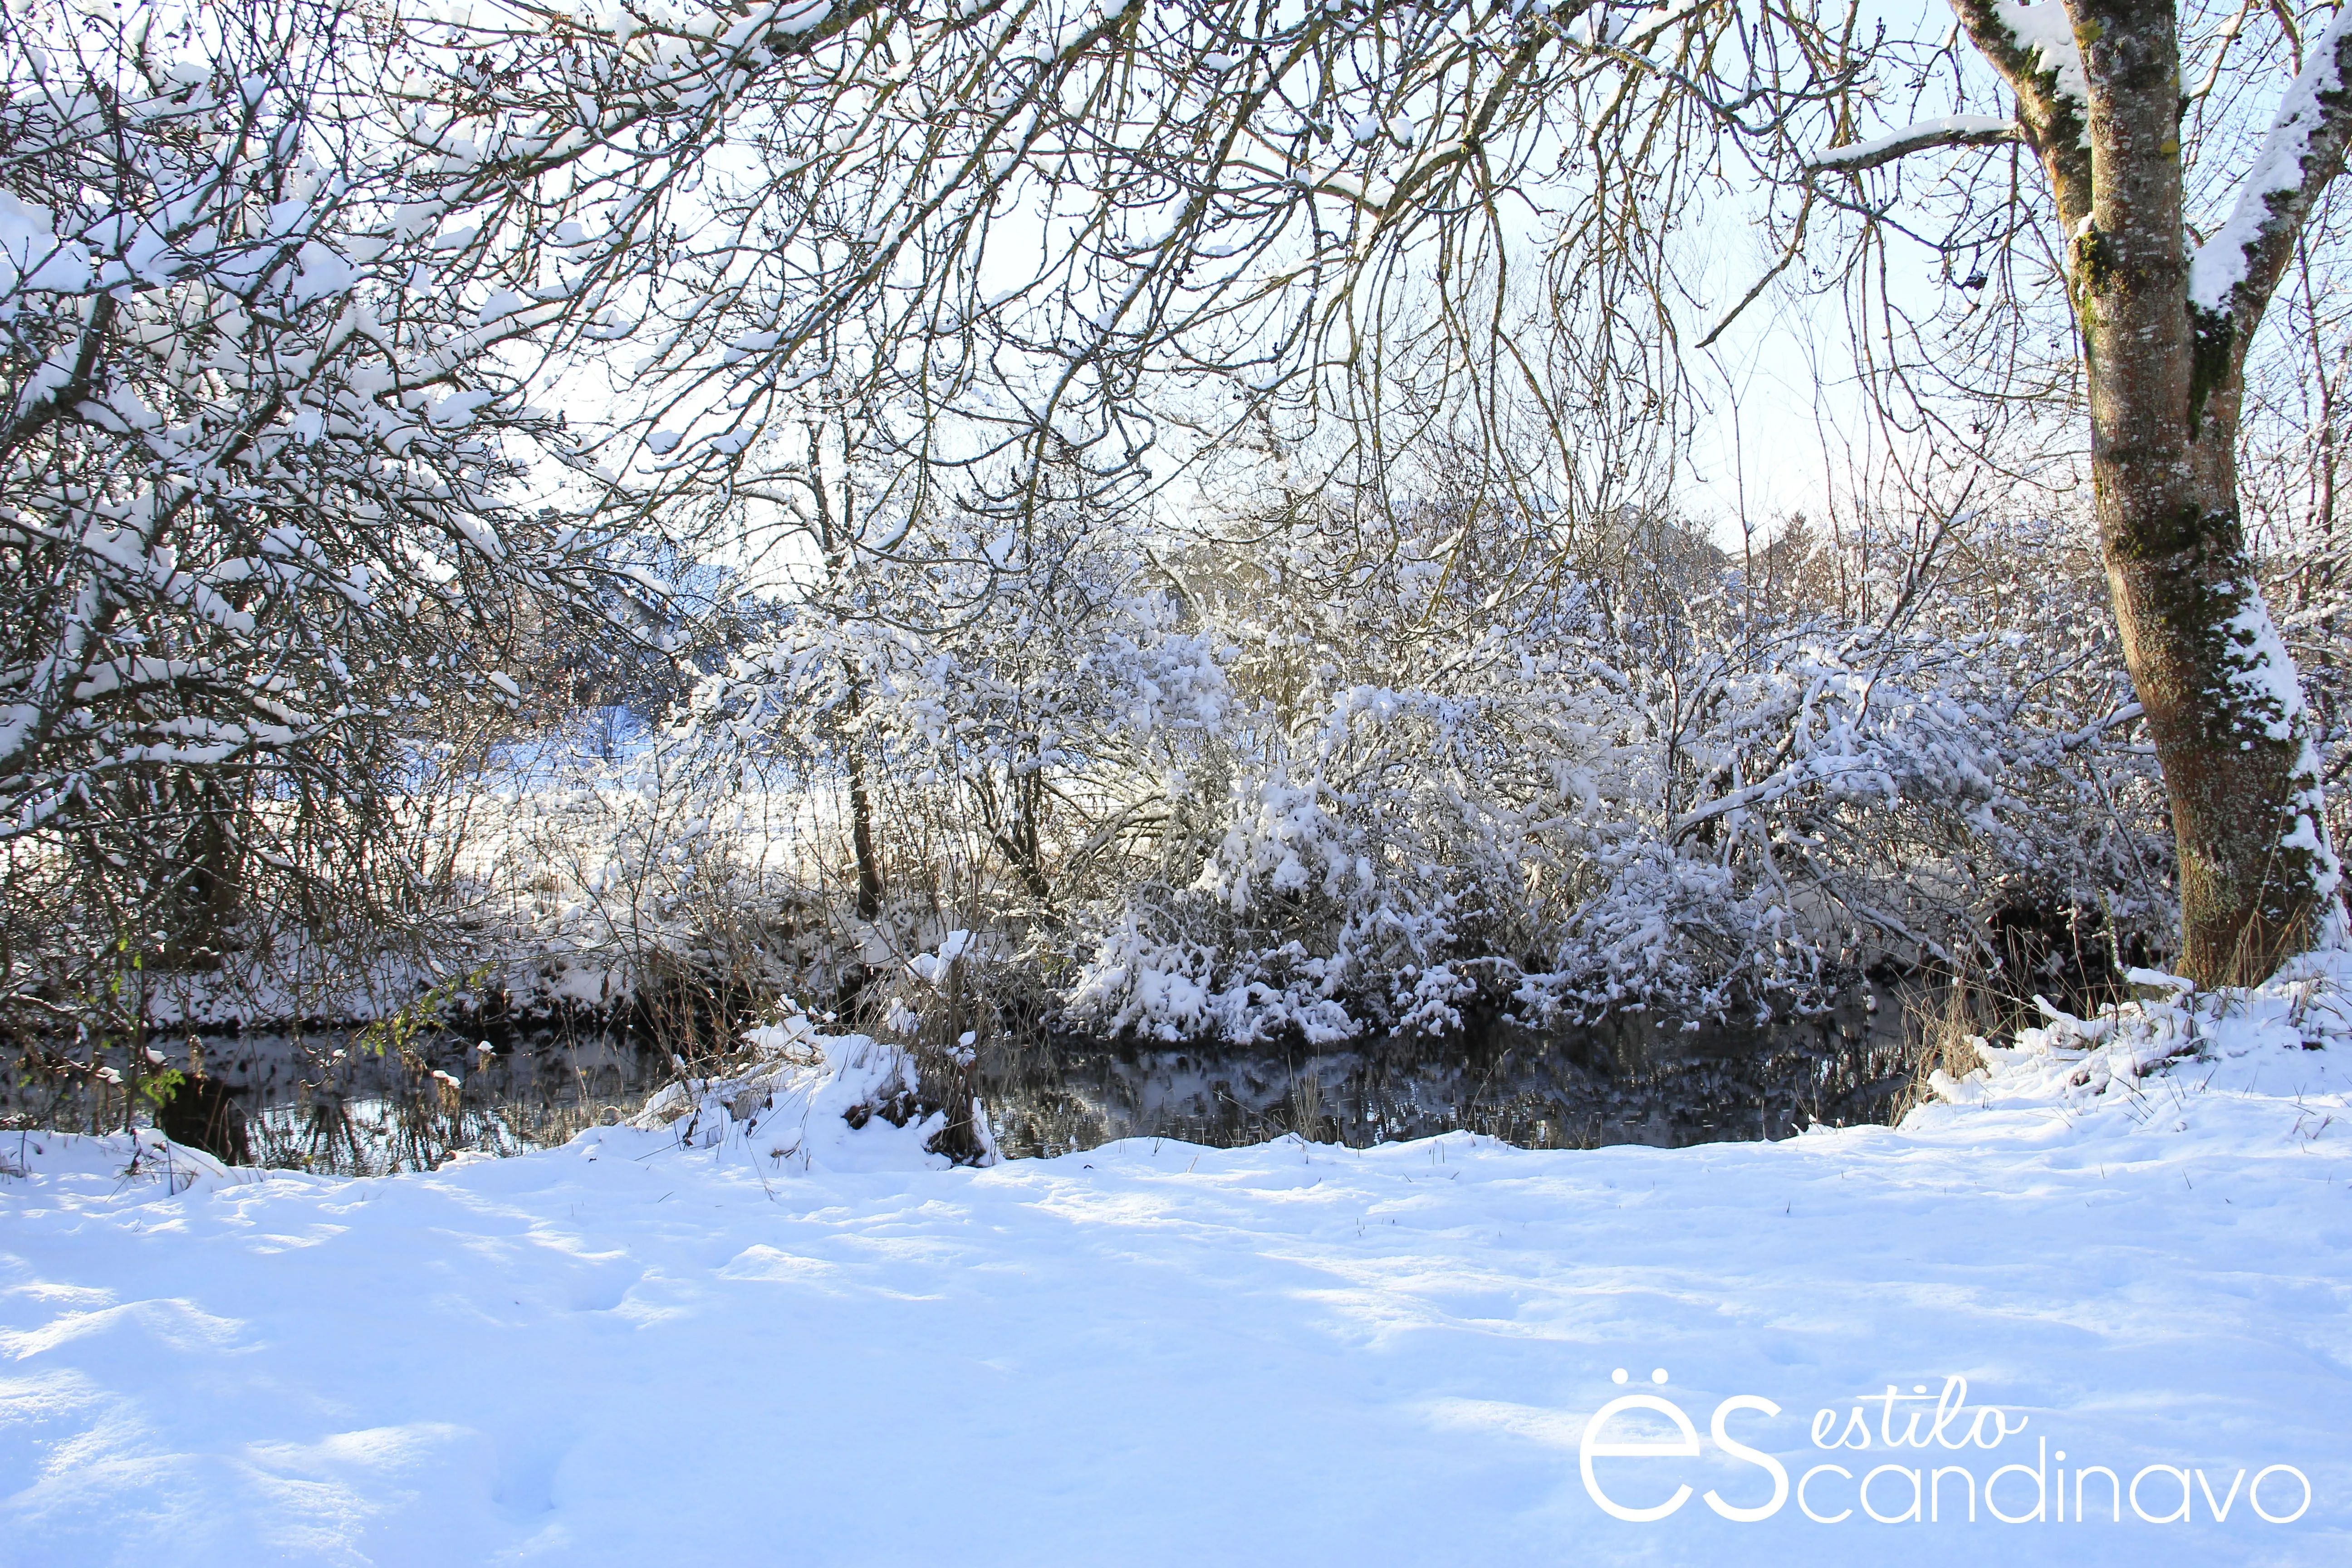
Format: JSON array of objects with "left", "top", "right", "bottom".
[
  {"left": 1580, "top": 1395, "right": 1701, "bottom": 1521},
  {"left": 1704, "top": 1396, "right": 1789, "bottom": 1521}
]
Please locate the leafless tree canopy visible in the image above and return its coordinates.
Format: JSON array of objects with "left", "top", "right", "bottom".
[{"left": 5, "top": 0, "right": 2350, "bottom": 1041}]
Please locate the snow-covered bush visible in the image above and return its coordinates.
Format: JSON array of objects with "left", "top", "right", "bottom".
[
  {"left": 688, "top": 478, "right": 1234, "bottom": 972},
  {"left": 613, "top": 458, "right": 2175, "bottom": 1052},
  {"left": 0, "top": 2, "right": 665, "bottom": 1022},
  {"left": 80, "top": 470, "right": 2169, "bottom": 1053},
  {"left": 631, "top": 1013, "right": 998, "bottom": 1171},
  {"left": 1062, "top": 496, "right": 2168, "bottom": 1043}
]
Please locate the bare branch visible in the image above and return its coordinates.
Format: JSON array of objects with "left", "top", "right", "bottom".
[{"left": 1696, "top": 191, "right": 1813, "bottom": 350}]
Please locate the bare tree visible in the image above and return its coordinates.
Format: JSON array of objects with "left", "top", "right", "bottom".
[{"left": 396, "top": 0, "right": 2349, "bottom": 984}]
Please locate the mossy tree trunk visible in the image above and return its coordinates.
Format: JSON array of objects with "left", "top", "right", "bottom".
[{"left": 1947, "top": 0, "right": 2352, "bottom": 982}]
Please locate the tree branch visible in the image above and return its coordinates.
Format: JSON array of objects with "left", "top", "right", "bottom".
[
  {"left": 1946, "top": 0, "right": 2093, "bottom": 226},
  {"left": 2189, "top": 7, "right": 2352, "bottom": 355},
  {"left": 1805, "top": 115, "right": 2021, "bottom": 173},
  {"left": 1696, "top": 191, "right": 1813, "bottom": 349}
]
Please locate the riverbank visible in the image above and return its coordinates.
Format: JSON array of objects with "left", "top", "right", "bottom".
[{"left": 3, "top": 957, "right": 2349, "bottom": 1566}]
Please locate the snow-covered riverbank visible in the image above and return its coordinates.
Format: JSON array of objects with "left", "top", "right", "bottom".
[{"left": 5, "top": 962, "right": 2352, "bottom": 1566}]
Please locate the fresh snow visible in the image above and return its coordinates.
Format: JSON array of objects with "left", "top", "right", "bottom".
[
  {"left": 2219, "top": 580, "right": 2312, "bottom": 744},
  {"left": 0, "top": 192, "right": 91, "bottom": 296},
  {"left": 7, "top": 964, "right": 2352, "bottom": 1564},
  {"left": 2210, "top": 580, "right": 2346, "bottom": 897}
]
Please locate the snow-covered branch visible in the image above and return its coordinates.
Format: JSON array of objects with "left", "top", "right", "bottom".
[
  {"left": 0, "top": 0, "right": 685, "bottom": 970},
  {"left": 2189, "top": 7, "right": 2352, "bottom": 328},
  {"left": 1807, "top": 116, "right": 2020, "bottom": 173},
  {"left": 1946, "top": 0, "right": 2094, "bottom": 218}
]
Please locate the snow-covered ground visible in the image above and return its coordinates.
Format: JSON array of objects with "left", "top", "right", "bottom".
[{"left": 5, "top": 965, "right": 2352, "bottom": 1565}]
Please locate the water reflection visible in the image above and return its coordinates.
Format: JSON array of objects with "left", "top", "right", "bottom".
[
  {"left": 985, "top": 988, "right": 1915, "bottom": 1157},
  {"left": 3, "top": 985, "right": 1922, "bottom": 1173},
  {"left": 2, "top": 1029, "right": 657, "bottom": 1176}
]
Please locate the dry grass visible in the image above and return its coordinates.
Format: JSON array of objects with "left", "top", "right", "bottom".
[{"left": 1887, "top": 970, "right": 1998, "bottom": 1123}]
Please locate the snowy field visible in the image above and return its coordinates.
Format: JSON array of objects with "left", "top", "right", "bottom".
[{"left": 6, "top": 970, "right": 2352, "bottom": 1567}]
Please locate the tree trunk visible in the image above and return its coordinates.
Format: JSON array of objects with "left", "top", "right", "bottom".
[
  {"left": 1009, "top": 767, "right": 1051, "bottom": 906},
  {"left": 810, "top": 420, "right": 885, "bottom": 923},
  {"left": 2065, "top": 0, "right": 2339, "bottom": 984},
  {"left": 2097, "top": 449, "right": 2328, "bottom": 984},
  {"left": 843, "top": 678, "right": 884, "bottom": 921}
]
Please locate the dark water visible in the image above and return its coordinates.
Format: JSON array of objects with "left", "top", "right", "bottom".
[
  {"left": 2, "top": 987, "right": 1922, "bottom": 1174},
  {"left": 983, "top": 989, "right": 1916, "bottom": 1158}
]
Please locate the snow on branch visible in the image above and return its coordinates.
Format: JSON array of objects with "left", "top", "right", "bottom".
[
  {"left": 1948, "top": 0, "right": 2093, "bottom": 211},
  {"left": 2189, "top": 7, "right": 2352, "bottom": 317},
  {"left": 1807, "top": 115, "right": 2022, "bottom": 173},
  {"left": 1992, "top": 0, "right": 2090, "bottom": 115}
]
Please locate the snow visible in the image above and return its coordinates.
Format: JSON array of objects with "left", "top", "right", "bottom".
[
  {"left": 2208, "top": 579, "right": 2345, "bottom": 890},
  {"left": 1995, "top": 0, "right": 2090, "bottom": 127},
  {"left": 476, "top": 288, "right": 528, "bottom": 324},
  {"left": 627, "top": 1020, "right": 984, "bottom": 1172},
  {"left": 290, "top": 242, "right": 358, "bottom": 304},
  {"left": 2219, "top": 578, "right": 2308, "bottom": 743},
  {"left": 6, "top": 964, "right": 2352, "bottom": 1561},
  {"left": 2190, "top": 7, "right": 2352, "bottom": 312}
]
